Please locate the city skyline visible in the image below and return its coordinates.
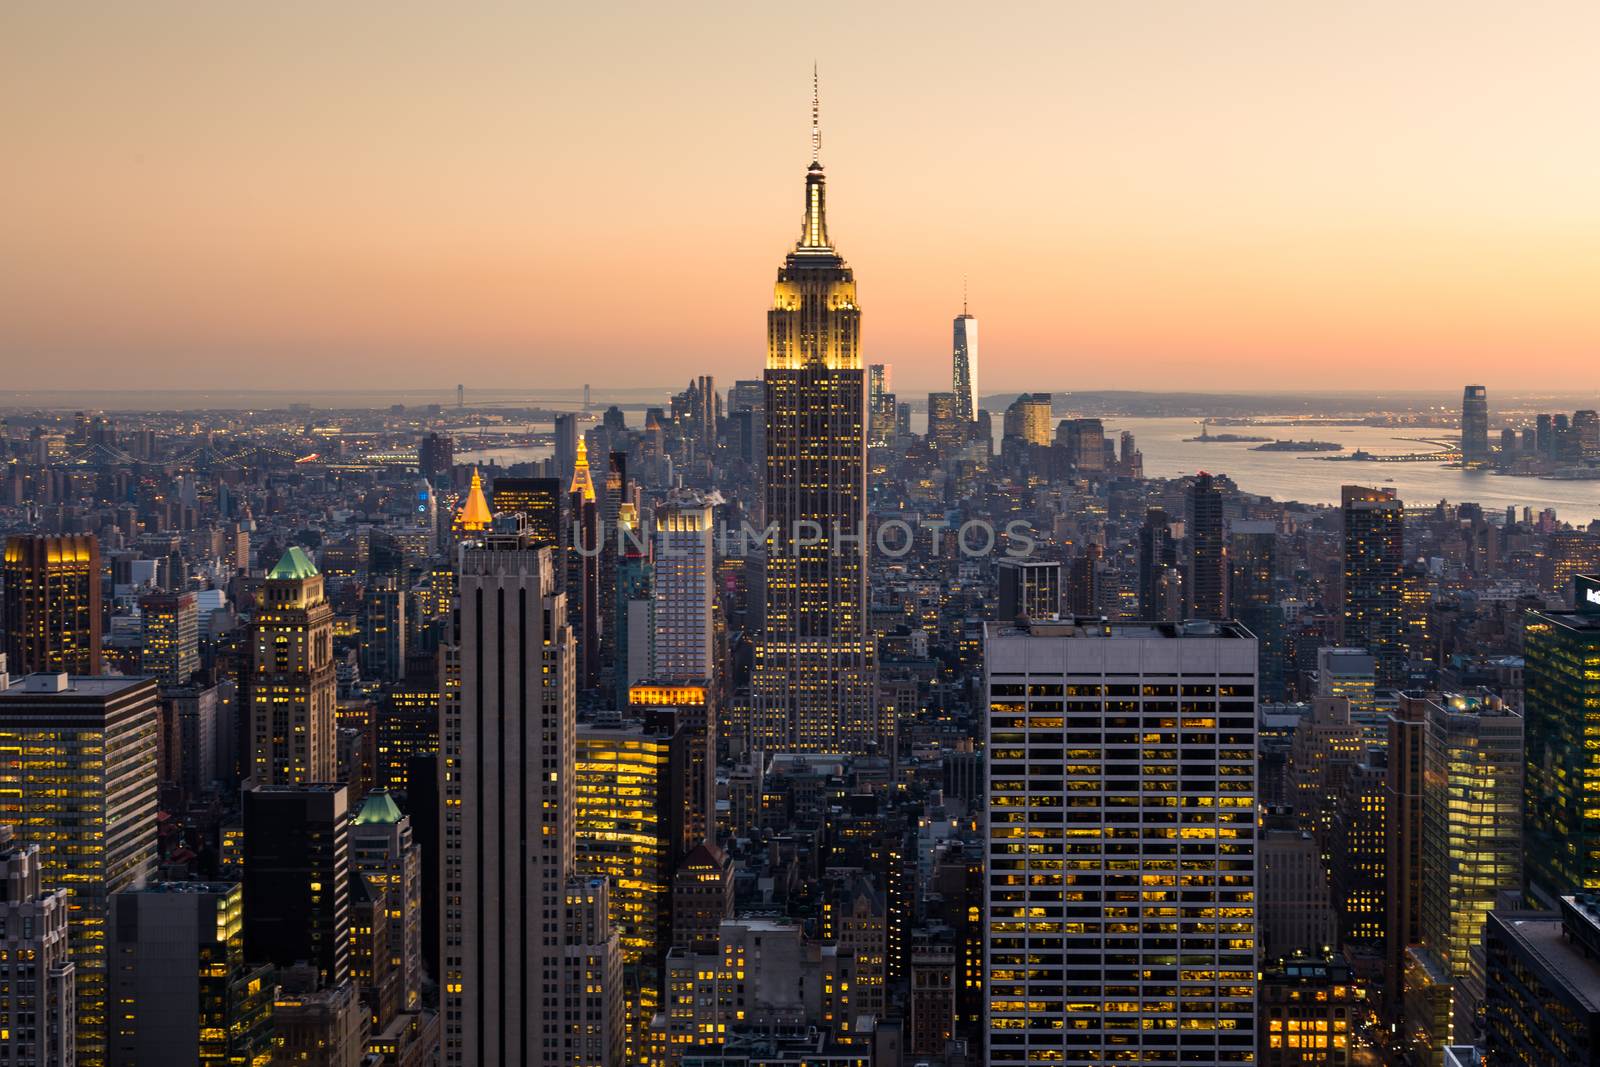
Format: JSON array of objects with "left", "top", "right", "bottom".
[{"left": 8, "top": 4, "right": 1600, "bottom": 393}]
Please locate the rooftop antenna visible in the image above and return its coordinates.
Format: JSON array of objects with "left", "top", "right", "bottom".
[
  {"left": 963, "top": 274, "right": 969, "bottom": 316},
  {"left": 811, "top": 62, "right": 821, "bottom": 165}
]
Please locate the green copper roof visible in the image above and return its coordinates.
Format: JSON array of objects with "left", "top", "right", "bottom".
[
  {"left": 268, "top": 545, "right": 319, "bottom": 580},
  {"left": 353, "top": 789, "right": 403, "bottom": 826}
]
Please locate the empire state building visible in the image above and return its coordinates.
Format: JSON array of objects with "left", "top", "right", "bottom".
[{"left": 753, "top": 76, "right": 877, "bottom": 752}]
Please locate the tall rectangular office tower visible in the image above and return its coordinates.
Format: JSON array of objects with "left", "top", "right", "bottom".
[
  {"left": 442, "top": 521, "right": 621, "bottom": 1066},
  {"left": 653, "top": 494, "right": 716, "bottom": 682},
  {"left": 984, "top": 619, "right": 1259, "bottom": 1067},
  {"left": 753, "top": 85, "right": 876, "bottom": 752}
]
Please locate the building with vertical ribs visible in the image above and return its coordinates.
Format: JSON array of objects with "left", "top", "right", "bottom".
[{"left": 753, "top": 79, "right": 875, "bottom": 753}]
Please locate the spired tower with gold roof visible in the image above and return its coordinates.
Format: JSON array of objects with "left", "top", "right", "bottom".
[{"left": 753, "top": 70, "right": 877, "bottom": 753}]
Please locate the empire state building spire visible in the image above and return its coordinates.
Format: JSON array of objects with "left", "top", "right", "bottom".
[
  {"left": 799, "top": 64, "right": 830, "bottom": 251},
  {"left": 757, "top": 69, "right": 874, "bottom": 754}
]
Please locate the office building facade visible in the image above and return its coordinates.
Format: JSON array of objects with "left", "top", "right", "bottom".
[
  {"left": 1523, "top": 575, "right": 1600, "bottom": 900},
  {"left": 0, "top": 674, "right": 159, "bottom": 1067},
  {"left": 985, "top": 618, "right": 1258, "bottom": 1065},
  {"left": 3, "top": 533, "right": 102, "bottom": 675},
  {"left": 1339, "top": 486, "right": 1406, "bottom": 687},
  {"left": 108, "top": 882, "right": 273, "bottom": 1067}
]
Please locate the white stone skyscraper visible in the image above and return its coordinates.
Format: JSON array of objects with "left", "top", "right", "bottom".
[
  {"left": 984, "top": 618, "right": 1259, "bottom": 1066},
  {"left": 441, "top": 517, "right": 622, "bottom": 1066},
  {"left": 953, "top": 296, "right": 979, "bottom": 422},
  {"left": 652, "top": 493, "right": 716, "bottom": 682}
]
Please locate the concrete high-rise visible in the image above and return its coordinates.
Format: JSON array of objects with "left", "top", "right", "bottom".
[
  {"left": 752, "top": 78, "right": 875, "bottom": 753},
  {"left": 984, "top": 618, "right": 1258, "bottom": 1066},
  {"left": 0, "top": 674, "right": 159, "bottom": 1067},
  {"left": 996, "top": 559, "right": 1061, "bottom": 622},
  {"left": 1137, "top": 507, "right": 1180, "bottom": 622},
  {"left": 867, "top": 363, "right": 895, "bottom": 446},
  {"left": 441, "top": 518, "right": 622, "bottom": 1065},
  {"left": 242, "top": 784, "right": 351, "bottom": 989},
  {"left": 1338, "top": 485, "right": 1406, "bottom": 687},
  {"left": 652, "top": 494, "right": 715, "bottom": 683},
  {"left": 3, "top": 533, "right": 102, "bottom": 675},
  {"left": 952, "top": 303, "right": 978, "bottom": 422},
  {"left": 491, "top": 476, "right": 564, "bottom": 554},
  {"left": 554, "top": 413, "right": 578, "bottom": 483},
  {"left": 1228, "top": 521, "right": 1282, "bottom": 698},
  {"left": 249, "top": 547, "right": 337, "bottom": 785},
  {"left": 0, "top": 827, "right": 75, "bottom": 1067},
  {"left": 1461, "top": 385, "right": 1489, "bottom": 466},
  {"left": 350, "top": 790, "right": 424, "bottom": 1014},
  {"left": 139, "top": 591, "right": 199, "bottom": 686},
  {"left": 1001, "top": 393, "right": 1053, "bottom": 447},
  {"left": 1189, "top": 472, "right": 1228, "bottom": 620},
  {"left": 108, "top": 882, "right": 274, "bottom": 1067},
  {"left": 926, "top": 391, "right": 966, "bottom": 457}
]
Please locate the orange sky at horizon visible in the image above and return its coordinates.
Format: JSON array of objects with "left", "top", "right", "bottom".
[{"left": 4, "top": 2, "right": 1600, "bottom": 396}]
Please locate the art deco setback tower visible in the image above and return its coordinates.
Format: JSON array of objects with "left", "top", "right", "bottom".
[
  {"left": 441, "top": 519, "right": 622, "bottom": 1066},
  {"left": 952, "top": 297, "right": 979, "bottom": 423},
  {"left": 754, "top": 74, "right": 875, "bottom": 752},
  {"left": 248, "top": 547, "right": 337, "bottom": 785}
]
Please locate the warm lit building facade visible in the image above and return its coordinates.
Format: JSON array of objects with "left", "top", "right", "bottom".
[
  {"left": 0, "top": 674, "right": 159, "bottom": 1067},
  {"left": 1419, "top": 694, "right": 1523, "bottom": 981},
  {"left": 139, "top": 591, "right": 199, "bottom": 686},
  {"left": 1258, "top": 960, "right": 1359, "bottom": 1066},
  {"left": 752, "top": 91, "right": 876, "bottom": 754},
  {"left": 984, "top": 619, "right": 1258, "bottom": 1066},
  {"left": 575, "top": 721, "right": 692, "bottom": 1059},
  {"left": 2, "top": 533, "right": 102, "bottom": 676},
  {"left": 248, "top": 547, "right": 337, "bottom": 785}
]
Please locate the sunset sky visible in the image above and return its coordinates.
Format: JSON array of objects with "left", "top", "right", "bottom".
[{"left": 5, "top": 2, "right": 1600, "bottom": 395}]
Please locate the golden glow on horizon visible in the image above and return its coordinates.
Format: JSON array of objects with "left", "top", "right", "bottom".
[{"left": 5, "top": 4, "right": 1600, "bottom": 391}]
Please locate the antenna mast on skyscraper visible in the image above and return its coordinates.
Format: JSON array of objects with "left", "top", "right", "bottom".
[{"left": 811, "top": 62, "right": 821, "bottom": 164}]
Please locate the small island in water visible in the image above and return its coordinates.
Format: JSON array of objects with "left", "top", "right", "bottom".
[
  {"left": 1185, "top": 420, "right": 1271, "bottom": 443},
  {"left": 1251, "top": 439, "right": 1345, "bottom": 452}
]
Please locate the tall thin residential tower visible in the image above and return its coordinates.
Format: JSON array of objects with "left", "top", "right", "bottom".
[{"left": 753, "top": 72, "right": 875, "bottom": 752}]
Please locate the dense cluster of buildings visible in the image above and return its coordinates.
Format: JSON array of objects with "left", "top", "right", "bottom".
[{"left": 1, "top": 94, "right": 1600, "bottom": 1067}]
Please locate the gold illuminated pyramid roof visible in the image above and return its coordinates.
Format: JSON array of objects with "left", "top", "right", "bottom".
[
  {"left": 454, "top": 468, "right": 492, "bottom": 532},
  {"left": 569, "top": 436, "right": 596, "bottom": 503}
]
